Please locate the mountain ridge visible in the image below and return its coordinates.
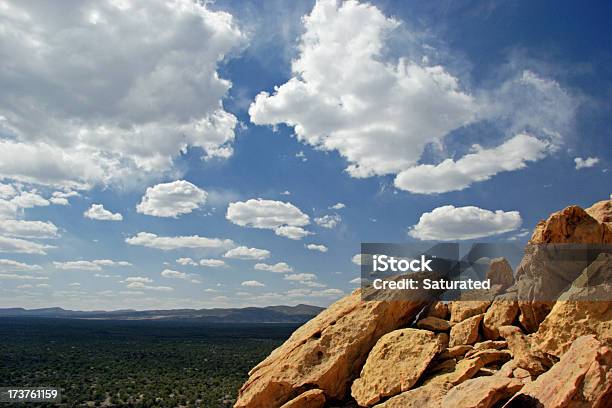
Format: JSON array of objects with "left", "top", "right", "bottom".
[{"left": 0, "top": 303, "right": 324, "bottom": 323}]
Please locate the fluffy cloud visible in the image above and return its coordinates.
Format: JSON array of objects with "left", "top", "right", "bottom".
[
  {"left": 315, "top": 214, "right": 341, "bottom": 229},
  {"left": 199, "top": 259, "right": 227, "bottom": 268},
  {"left": 53, "top": 259, "right": 131, "bottom": 271},
  {"left": 408, "top": 205, "right": 522, "bottom": 241},
  {"left": 249, "top": 0, "right": 576, "bottom": 193},
  {"left": 330, "top": 202, "right": 346, "bottom": 210},
  {"left": 0, "top": 220, "right": 59, "bottom": 239},
  {"left": 241, "top": 280, "right": 265, "bottom": 287},
  {"left": 0, "top": 0, "right": 244, "bottom": 189},
  {"left": 136, "top": 180, "right": 207, "bottom": 217},
  {"left": 254, "top": 262, "right": 293, "bottom": 273},
  {"left": 226, "top": 199, "right": 310, "bottom": 240},
  {"left": 126, "top": 281, "right": 174, "bottom": 291},
  {"left": 351, "top": 254, "right": 362, "bottom": 265},
  {"left": 274, "top": 226, "right": 313, "bottom": 240},
  {"left": 0, "top": 259, "right": 42, "bottom": 272},
  {"left": 0, "top": 273, "right": 48, "bottom": 281},
  {"left": 283, "top": 273, "right": 324, "bottom": 287},
  {"left": 176, "top": 257, "right": 198, "bottom": 266},
  {"left": 394, "top": 134, "right": 550, "bottom": 194},
  {"left": 161, "top": 269, "right": 188, "bottom": 279},
  {"left": 574, "top": 157, "right": 599, "bottom": 170},
  {"left": 0, "top": 236, "right": 54, "bottom": 255},
  {"left": 125, "top": 277, "right": 153, "bottom": 284},
  {"left": 83, "top": 204, "right": 123, "bottom": 221},
  {"left": 223, "top": 246, "right": 271, "bottom": 260},
  {"left": 125, "top": 232, "right": 234, "bottom": 251},
  {"left": 249, "top": 0, "right": 475, "bottom": 179},
  {"left": 305, "top": 243, "right": 328, "bottom": 253},
  {"left": 0, "top": 183, "right": 17, "bottom": 199}
]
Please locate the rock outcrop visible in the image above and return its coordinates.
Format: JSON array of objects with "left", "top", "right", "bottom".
[
  {"left": 351, "top": 329, "right": 445, "bottom": 406},
  {"left": 235, "top": 196, "right": 612, "bottom": 408},
  {"left": 504, "top": 335, "right": 612, "bottom": 407},
  {"left": 442, "top": 376, "right": 523, "bottom": 408},
  {"left": 279, "top": 389, "right": 325, "bottom": 408},
  {"left": 234, "top": 291, "right": 427, "bottom": 407}
]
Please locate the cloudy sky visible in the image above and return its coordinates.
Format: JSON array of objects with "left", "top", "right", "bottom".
[{"left": 0, "top": 0, "right": 610, "bottom": 310}]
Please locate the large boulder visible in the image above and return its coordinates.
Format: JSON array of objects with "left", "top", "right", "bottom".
[
  {"left": 504, "top": 335, "right": 612, "bottom": 407},
  {"left": 531, "top": 252, "right": 612, "bottom": 357},
  {"left": 482, "top": 295, "right": 519, "bottom": 340},
  {"left": 529, "top": 204, "right": 611, "bottom": 244},
  {"left": 449, "top": 314, "right": 483, "bottom": 347},
  {"left": 373, "top": 383, "right": 452, "bottom": 408},
  {"left": 498, "top": 326, "right": 552, "bottom": 375},
  {"left": 486, "top": 258, "right": 515, "bottom": 290},
  {"left": 515, "top": 199, "right": 612, "bottom": 332},
  {"left": 442, "top": 376, "right": 523, "bottom": 408},
  {"left": 234, "top": 289, "right": 427, "bottom": 408},
  {"left": 279, "top": 389, "right": 325, "bottom": 408},
  {"left": 351, "top": 329, "right": 445, "bottom": 406}
]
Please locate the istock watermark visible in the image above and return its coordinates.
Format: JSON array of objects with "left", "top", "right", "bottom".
[{"left": 358, "top": 242, "right": 612, "bottom": 302}]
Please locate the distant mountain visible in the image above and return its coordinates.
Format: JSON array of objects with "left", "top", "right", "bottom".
[{"left": 0, "top": 304, "right": 324, "bottom": 323}]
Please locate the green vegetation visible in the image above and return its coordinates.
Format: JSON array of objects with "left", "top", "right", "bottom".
[{"left": 0, "top": 318, "right": 297, "bottom": 407}]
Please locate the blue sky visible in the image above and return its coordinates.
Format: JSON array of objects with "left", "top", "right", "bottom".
[{"left": 0, "top": 0, "right": 610, "bottom": 310}]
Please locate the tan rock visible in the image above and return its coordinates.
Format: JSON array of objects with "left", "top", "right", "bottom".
[
  {"left": 585, "top": 196, "right": 612, "bottom": 224},
  {"left": 466, "top": 349, "right": 512, "bottom": 366},
  {"left": 482, "top": 298, "right": 519, "bottom": 340},
  {"left": 279, "top": 389, "right": 325, "bottom": 408},
  {"left": 504, "top": 335, "right": 612, "bottom": 408},
  {"left": 465, "top": 340, "right": 508, "bottom": 358},
  {"left": 351, "top": 329, "right": 445, "bottom": 406},
  {"left": 530, "top": 204, "right": 611, "bottom": 244},
  {"left": 442, "top": 376, "right": 523, "bottom": 408},
  {"left": 498, "top": 326, "right": 552, "bottom": 375},
  {"left": 417, "top": 316, "right": 451, "bottom": 331},
  {"left": 511, "top": 367, "right": 531, "bottom": 380},
  {"left": 516, "top": 200, "right": 612, "bottom": 333},
  {"left": 531, "top": 253, "right": 612, "bottom": 358},
  {"left": 425, "top": 357, "right": 484, "bottom": 386},
  {"left": 373, "top": 383, "right": 452, "bottom": 408},
  {"left": 449, "top": 314, "right": 483, "bottom": 347},
  {"left": 436, "top": 332, "right": 449, "bottom": 349},
  {"left": 437, "top": 345, "right": 473, "bottom": 360},
  {"left": 487, "top": 258, "right": 514, "bottom": 289},
  {"left": 235, "top": 289, "right": 428, "bottom": 408},
  {"left": 494, "top": 360, "right": 517, "bottom": 378},
  {"left": 449, "top": 301, "right": 491, "bottom": 323},
  {"left": 428, "top": 358, "right": 457, "bottom": 374},
  {"left": 426, "top": 301, "right": 449, "bottom": 320}
]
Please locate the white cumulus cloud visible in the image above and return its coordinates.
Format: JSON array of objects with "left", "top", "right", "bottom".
[
  {"left": 199, "top": 259, "right": 228, "bottom": 268},
  {"left": 84, "top": 204, "right": 123, "bottom": 221},
  {"left": 0, "top": 220, "right": 59, "bottom": 239},
  {"left": 574, "top": 157, "right": 599, "bottom": 170},
  {"left": 161, "top": 269, "right": 188, "bottom": 279},
  {"left": 0, "top": 259, "right": 42, "bottom": 272},
  {"left": 314, "top": 214, "right": 341, "bottom": 229},
  {"left": 0, "top": 236, "right": 54, "bottom": 255},
  {"left": 136, "top": 180, "right": 207, "bottom": 217},
  {"left": 254, "top": 262, "right": 293, "bottom": 273},
  {"left": 249, "top": 0, "right": 576, "bottom": 193},
  {"left": 305, "top": 243, "right": 328, "bottom": 253},
  {"left": 0, "top": 0, "right": 244, "bottom": 189},
  {"left": 223, "top": 246, "right": 271, "bottom": 260},
  {"left": 408, "top": 205, "right": 522, "bottom": 241},
  {"left": 226, "top": 199, "right": 310, "bottom": 240},
  {"left": 274, "top": 225, "right": 313, "bottom": 240},
  {"left": 241, "top": 280, "right": 265, "bottom": 287},
  {"left": 125, "top": 232, "right": 234, "bottom": 251},
  {"left": 394, "top": 134, "right": 550, "bottom": 194}
]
